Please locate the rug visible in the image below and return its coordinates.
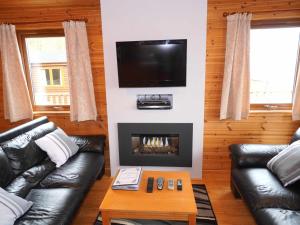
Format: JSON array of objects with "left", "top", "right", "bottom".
[{"left": 95, "top": 184, "right": 217, "bottom": 225}]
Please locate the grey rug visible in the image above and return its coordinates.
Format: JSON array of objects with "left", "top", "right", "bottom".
[{"left": 95, "top": 184, "right": 217, "bottom": 225}]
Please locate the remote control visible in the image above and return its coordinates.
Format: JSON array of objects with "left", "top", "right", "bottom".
[
  {"left": 147, "top": 177, "right": 154, "bottom": 193},
  {"left": 157, "top": 177, "right": 164, "bottom": 190},
  {"left": 177, "top": 179, "right": 182, "bottom": 191},
  {"left": 167, "top": 179, "right": 174, "bottom": 190}
]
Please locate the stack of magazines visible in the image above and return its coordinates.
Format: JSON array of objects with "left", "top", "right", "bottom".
[{"left": 112, "top": 167, "right": 143, "bottom": 191}]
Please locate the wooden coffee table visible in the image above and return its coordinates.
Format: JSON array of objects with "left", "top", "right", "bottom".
[{"left": 99, "top": 170, "right": 197, "bottom": 225}]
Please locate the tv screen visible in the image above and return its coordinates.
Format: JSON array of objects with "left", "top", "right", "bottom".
[{"left": 116, "top": 39, "right": 187, "bottom": 87}]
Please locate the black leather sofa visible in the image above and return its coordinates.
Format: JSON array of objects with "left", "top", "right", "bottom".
[
  {"left": 230, "top": 128, "right": 300, "bottom": 225},
  {"left": 0, "top": 116, "right": 105, "bottom": 225}
]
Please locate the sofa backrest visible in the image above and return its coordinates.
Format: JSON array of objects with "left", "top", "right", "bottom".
[
  {"left": 0, "top": 117, "right": 57, "bottom": 177},
  {"left": 290, "top": 127, "right": 300, "bottom": 144},
  {"left": 0, "top": 116, "right": 49, "bottom": 143}
]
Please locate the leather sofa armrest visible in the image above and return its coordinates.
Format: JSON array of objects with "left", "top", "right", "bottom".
[
  {"left": 290, "top": 127, "right": 300, "bottom": 144},
  {"left": 69, "top": 135, "right": 105, "bottom": 154},
  {"left": 230, "top": 144, "right": 288, "bottom": 168}
]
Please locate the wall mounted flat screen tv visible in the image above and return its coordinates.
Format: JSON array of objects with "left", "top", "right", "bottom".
[{"left": 116, "top": 39, "right": 187, "bottom": 87}]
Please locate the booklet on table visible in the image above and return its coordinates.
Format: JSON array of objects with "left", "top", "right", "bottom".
[{"left": 112, "top": 167, "right": 143, "bottom": 191}]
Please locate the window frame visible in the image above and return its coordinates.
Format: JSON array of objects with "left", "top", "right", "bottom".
[
  {"left": 249, "top": 20, "right": 300, "bottom": 111},
  {"left": 17, "top": 29, "right": 70, "bottom": 112}
]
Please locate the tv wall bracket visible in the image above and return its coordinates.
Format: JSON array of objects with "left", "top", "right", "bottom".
[{"left": 137, "top": 94, "right": 173, "bottom": 110}]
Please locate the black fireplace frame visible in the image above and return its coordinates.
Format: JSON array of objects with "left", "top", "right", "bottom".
[{"left": 118, "top": 123, "right": 193, "bottom": 167}]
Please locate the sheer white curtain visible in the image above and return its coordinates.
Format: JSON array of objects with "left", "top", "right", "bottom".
[
  {"left": 220, "top": 13, "right": 252, "bottom": 120},
  {"left": 292, "top": 39, "right": 300, "bottom": 120},
  {"left": 0, "top": 24, "right": 33, "bottom": 122},
  {"left": 63, "top": 21, "right": 97, "bottom": 122}
]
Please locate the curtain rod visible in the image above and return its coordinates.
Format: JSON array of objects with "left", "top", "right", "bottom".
[
  {"left": 223, "top": 12, "right": 249, "bottom": 17},
  {"left": 1, "top": 18, "right": 88, "bottom": 25},
  {"left": 223, "top": 8, "right": 299, "bottom": 17}
]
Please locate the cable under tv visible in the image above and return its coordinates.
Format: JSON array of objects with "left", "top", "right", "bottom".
[{"left": 137, "top": 94, "right": 173, "bottom": 110}]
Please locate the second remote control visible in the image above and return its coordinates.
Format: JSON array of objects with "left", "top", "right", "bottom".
[
  {"left": 157, "top": 177, "right": 164, "bottom": 190},
  {"left": 147, "top": 177, "right": 154, "bottom": 193}
]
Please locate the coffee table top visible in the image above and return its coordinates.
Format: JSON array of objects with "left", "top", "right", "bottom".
[{"left": 100, "top": 170, "right": 197, "bottom": 215}]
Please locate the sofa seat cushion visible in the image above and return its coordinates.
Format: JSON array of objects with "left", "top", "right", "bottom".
[
  {"left": 39, "top": 152, "right": 104, "bottom": 190},
  {"left": 0, "top": 122, "right": 56, "bottom": 176},
  {"left": 232, "top": 168, "right": 300, "bottom": 210},
  {"left": 254, "top": 208, "right": 300, "bottom": 225},
  {"left": 5, "top": 159, "right": 56, "bottom": 198},
  {"left": 15, "top": 188, "right": 83, "bottom": 225}
]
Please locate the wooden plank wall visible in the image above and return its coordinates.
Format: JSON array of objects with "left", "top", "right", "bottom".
[
  {"left": 1, "top": 0, "right": 300, "bottom": 176},
  {"left": 204, "top": 0, "right": 300, "bottom": 172},
  {"left": 0, "top": 0, "right": 110, "bottom": 174}
]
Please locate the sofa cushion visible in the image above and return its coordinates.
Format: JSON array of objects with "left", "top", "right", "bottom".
[
  {"left": 230, "top": 144, "right": 287, "bottom": 168},
  {"left": 0, "top": 122, "right": 56, "bottom": 175},
  {"left": 1, "top": 142, "right": 47, "bottom": 176},
  {"left": 35, "top": 128, "right": 79, "bottom": 167},
  {"left": 254, "top": 208, "right": 300, "bottom": 225},
  {"left": 232, "top": 168, "right": 300, "bottom": 211},
  {"left": 5, "top": 159, "right": 56, "bottom": 198},
  {"left": 0, "top": 187, "right": 33, "bottom": 225},
  {"left": 267, "top": 140, "right": 300, "bottom": 186},
  {"left": 15, "top": 188, "right": 83, "bottom": 225},
  {"left": 39, "top": 152, "right": 104, "bottom": 191},
  {"left": 0, "top": 147, "right": 14, "bottom": 188},
  {"left": 70, "top": 135, "right": 105, "bottom": 154}
]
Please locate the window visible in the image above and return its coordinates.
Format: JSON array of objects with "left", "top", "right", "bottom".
[
  {"left": 52, "top": 69, "right": 61, "bottom": 85},
  {"left": 43, "top": 68, "right": 62, "bottom": 86},
  {"left": 18, "top": 31, "right": 70, "bottom": 109},
  {"left": 250, "top": 26, "right": 300, "bottom": 110}
]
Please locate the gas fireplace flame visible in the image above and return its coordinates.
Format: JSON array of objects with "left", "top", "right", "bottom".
[{"left": 143, "top": 137, "right": 169, "bottom": 147}]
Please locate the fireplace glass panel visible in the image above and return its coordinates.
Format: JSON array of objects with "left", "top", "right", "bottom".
[{"left": 132, "top": 134, "right": 179, "bottom": 155}]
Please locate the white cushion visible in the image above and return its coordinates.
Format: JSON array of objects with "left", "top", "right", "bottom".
[
  {"left": 0, "top": 188, "right": 33, "bottom": 225},
  {"left": 267, "top": 140, "right": 300, "bottom": 187},
  {"left": 35, "top": 128, "right": 79, "bottom": 167}
]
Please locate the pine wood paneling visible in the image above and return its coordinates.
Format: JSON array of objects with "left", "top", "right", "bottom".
[
  {"left": 0, "top": 0, "right": 110, "bottom": 174},
  {"left": 204, "top": 0, "right": 300, "bottom": 172},
  {"left": 1, "top": 0, "right": 300, "bottom": 176}
]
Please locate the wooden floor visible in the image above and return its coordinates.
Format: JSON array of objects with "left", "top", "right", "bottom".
[{"left": 72, "top": 170, "right": 256, "bottom": 225}]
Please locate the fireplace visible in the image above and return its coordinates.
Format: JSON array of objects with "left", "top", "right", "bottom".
[{"left": 118, "top": 123, "right": 193, "bottom": 167}]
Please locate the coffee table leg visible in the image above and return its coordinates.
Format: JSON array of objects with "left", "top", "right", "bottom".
[
  {"left": 101, "top": 211, "right": 111, "bottom": 225},
  {"left": 188, "top": 214, "right": 196, "bottom": 225}
]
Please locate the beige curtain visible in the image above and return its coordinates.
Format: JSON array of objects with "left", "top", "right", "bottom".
[
  {"left": 220, "top": 13, "right": 252, "bottom": 120},
  {"left": 0, "top": 24, "right": 33, "bottom": 122},
  {"left": 292, "top": 38, "right": 300, "bottom": 120},
  {"left": 63, "top": 21, "right": 97, "bottom": 122}
]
